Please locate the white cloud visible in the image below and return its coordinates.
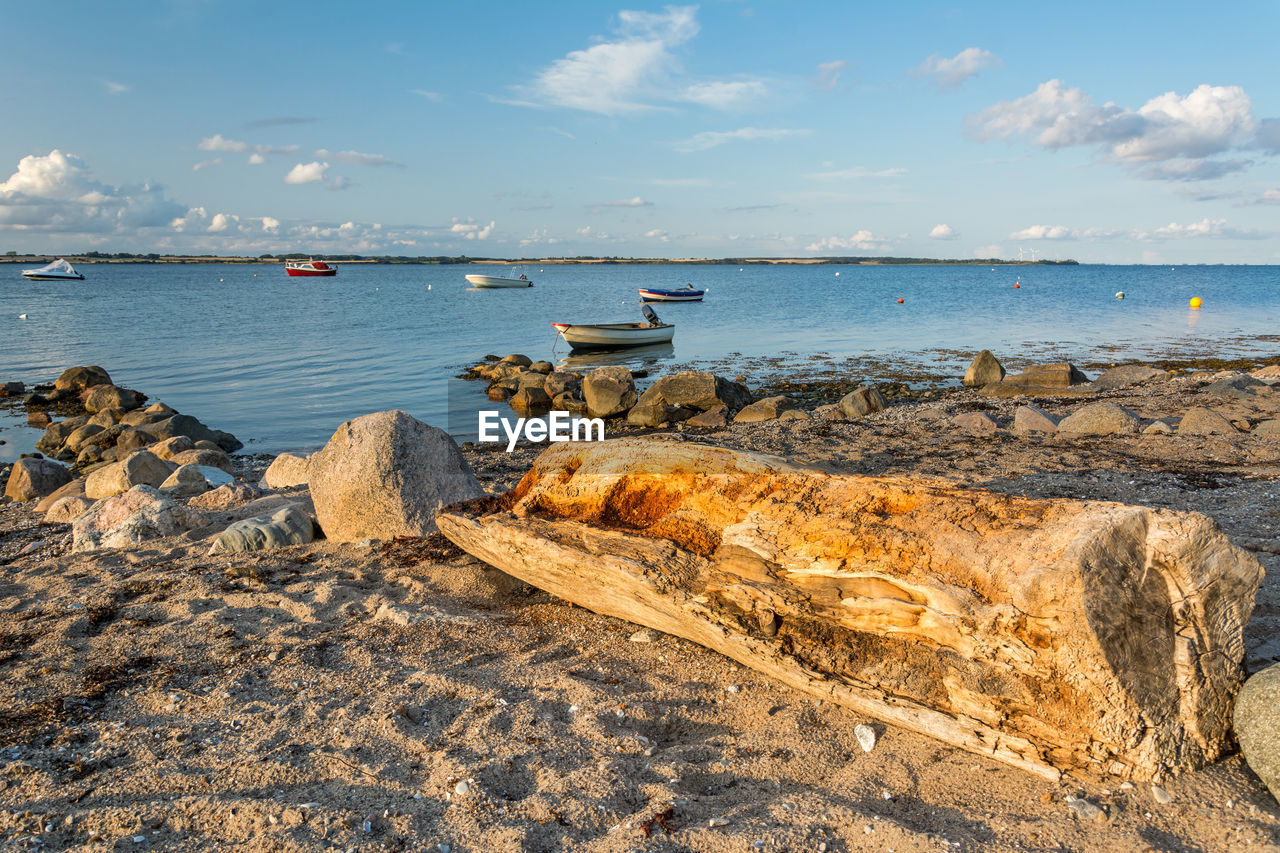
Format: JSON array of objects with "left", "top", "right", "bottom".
[
  {"left": 675, "top": 127, "right": 812, "bottom": 152},
  {"left": 450, "top": 219, "right": 496, "bottom": 240},
  {"left": 807, "top": 166, "right": 906, "bottom": 179},
  {"left": 207, "top": 213, "right": 239, "bottom": 233},
  {"left": 805, "top": 231, "right": 890, "bottom": 253},
  {"left": 651, "top": 177, "right": 711, "bottom": 187},
  {"left": 198, "top": 135, "right": 300, "bottom": 161},
  {"left": 314, "top": 149, "right": 399, "bottom": 167},
  {"left": 1261, "top": 189, "right": 1280, "bottom": 204},
  {"left": 521, "top": 6, "right": 763, "bottom": 115},
  {"left": 528, "top": 5, "right": 698, "bottom": 114},
  {"left": 973, "top": 244, "right": 1004, "bottom": 258},
  {"left": 1010, "top": 224, "right": 1077, "bottom": 240},
  {"left": 680, "top": 80, "right": 766, "bottom": 109},
  {"left": 411, "top": 89, "right": 443, "bottom": 102},
  {"left": 1140, "top": 218, "right": 1267, "bottom": 240},
  {"left": 596, "top": 196, "right": 652, "bottom": 208},
  {"left": 969, "top": 81, "right": 1272, "bottom": 180},
  {"left": 284, "top": 162, "right": 329, "bottom": 184},
  {"left": 929, "top": 224, "right": 956, "bottom": 240},
  {"left": 913, "top": 48, "right": 1000, "bottom": 89},
  {"left": 192, "top": 158, "right": 221, "bottom": 171},
  {"left": 815, "top": 60, "right": 846, "bottom": 91},
  {"left": 0, "top": 149, "right": 183, "bottom": 234},
  {"left": 102, "top": 80, "right": 131, "bottom": 95},
  {"left": 645, "top": 228, "right": 670, "bottom": 242},
  {"left": 261, "top": 216, "right": 279, "bottom": 233},
  {"left": 170, "top": 207, "right": 206, "bottom": 232}
]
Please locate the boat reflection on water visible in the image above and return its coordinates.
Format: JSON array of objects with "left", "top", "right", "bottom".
[{"left": 555, "top": 342, "right": 676, "bottom": 373}]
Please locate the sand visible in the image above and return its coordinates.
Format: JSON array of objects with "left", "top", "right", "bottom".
[{"left": 2, "top": 369, "right": 1280, "bottom": 851}]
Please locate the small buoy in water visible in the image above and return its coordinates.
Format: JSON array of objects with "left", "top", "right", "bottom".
[
  {"left": 897, "top": 297, "right": 904, "bottom": 304},
  {"left": 1014, "top": 283, "right": 1020, "bottom": 289},
  {"left": 427, "top": 284, "right": 432, "bottom": 290},
  {"left": 1115, "top": 291, "right": 1125, "bottom": 300},
  {"left": 835, "top": 271, "right": 840, "bottom": 276},
  {"left": 219, "top": 278, "right": 224, "bottom": 282},
  {"left": 1190, "top": 296, "right": 1202, "bottom": 309},
  {"left": 18, "top": 313, "right": 28, "bottom": 319},
  {"left": 253, "top": 274, "right": 257, "bottom": 277}
]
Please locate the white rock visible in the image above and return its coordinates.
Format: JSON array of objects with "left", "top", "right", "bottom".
[
  {"left": 454, "top": 780, "right": 471, "bottom": 795},
  {"left": 629, "top": 628, "right": 658, "bottom": 643},
  {"left": 1151, "top": 784, "right": 1172, "bottom": 804},
  {"left": 1065, "top": 795, "right": 1106, "bottom": 821},
  {"left": 854, "top": 723, "right": 877, "bottom": 752}
]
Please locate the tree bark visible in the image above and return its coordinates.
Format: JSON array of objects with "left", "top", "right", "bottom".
[{"left": 437, "top": 438, "right": 1263, "bottom": 781}]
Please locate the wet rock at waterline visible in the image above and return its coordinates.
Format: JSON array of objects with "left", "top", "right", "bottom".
[
  {"left": 962, "top": 350, "right": 1005, "bottom": 387},
  {"left": 582, "top": 366, "right": 638, "bottom": 419},
  {"left": 635, "top": 371, "right": 752, "bottom": 413}
]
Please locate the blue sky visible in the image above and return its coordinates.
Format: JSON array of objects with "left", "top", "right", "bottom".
[{"left": 1, "top": 1, "right": 1277, "bottom": 262}]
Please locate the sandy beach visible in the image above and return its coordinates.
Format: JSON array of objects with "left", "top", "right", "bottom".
[{"left": 3, "top": 364, "right": 1280, "bottom": 851}]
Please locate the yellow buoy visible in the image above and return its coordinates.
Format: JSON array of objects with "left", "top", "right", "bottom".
[{"left": 1190, "top": 296, "right": 1202, "bottom": 309}]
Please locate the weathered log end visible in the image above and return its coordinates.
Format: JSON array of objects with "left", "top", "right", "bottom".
[{"left": 437, "top": 438, "right": 1263, "bottom": 781}]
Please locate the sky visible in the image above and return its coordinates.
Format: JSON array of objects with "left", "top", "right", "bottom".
[{"left": 1, "top": 1, "right": 1278, "bottom": 263}]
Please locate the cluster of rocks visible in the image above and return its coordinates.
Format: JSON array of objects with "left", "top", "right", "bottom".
[
  {"left": 468, "top": 354, "right": 890, "bottom": 430},
  {"left": 955, "top": 351, "right": 1280, "bottom": 439}
]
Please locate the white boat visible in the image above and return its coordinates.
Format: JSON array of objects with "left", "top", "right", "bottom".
[
  {"left": 552, "top": 304, "right": 674, "bottom": 350},
  {"left": 22, "top": 259, "right": 84, "bottom": 281},
  {"left": 465, "top": 272, "right": 532, "bottom": 288}
]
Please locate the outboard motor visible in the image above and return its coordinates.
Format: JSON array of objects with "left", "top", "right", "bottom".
[{"left": 641, "top": 303, "right": 661, "bottom": 326}]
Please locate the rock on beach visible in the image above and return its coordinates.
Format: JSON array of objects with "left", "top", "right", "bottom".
[{"left": 308, "top": 409, "right": 483, "bottom": 542}]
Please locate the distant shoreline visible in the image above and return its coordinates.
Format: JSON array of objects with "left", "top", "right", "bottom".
[{"left": 0, "top": 254, "right": 1077, "bottom": 267}]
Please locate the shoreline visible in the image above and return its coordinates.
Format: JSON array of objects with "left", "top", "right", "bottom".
[{"left": 3, "top": 358, "right": 1280, "bottom": 849}]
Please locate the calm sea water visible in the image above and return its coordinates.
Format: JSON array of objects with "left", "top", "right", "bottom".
[{"left": 2, "top": 262, "right": 1278, "bottom": 460}]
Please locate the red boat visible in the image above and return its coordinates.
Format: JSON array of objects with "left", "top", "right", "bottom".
[{"left": 284, "top": 259, "right": 337, "bottom": 277}]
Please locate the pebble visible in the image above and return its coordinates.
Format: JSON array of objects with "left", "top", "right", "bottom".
[
  {"left": 133, "top": 836, "right": 147, "bottom": 844},
  {"left": 726, "top": 684, "right": 741, "bottom": 694},
  {"left": 454, "top": 780, "right": 471, "bottom": 796},
  {"left": 629, "top": 628, "right": 657, "bottom": 643},
  {"left": 854, "top": 723, "right": 877, "bottom": 752},
  {"left": 708, "top": 817, "right": 730, "bottom": 827},
  {"left": 438, "top": 845, "right": 451, "bottom": 853},
  {"left": 1119, "top": 781, "right": 1136, "bottom": 792},
  {"left": 1151, "top": 784, "right": 1172, "bottom": 804},
  {"left": 1065, "top": 795, "right": 1106, "bottom": 822}
]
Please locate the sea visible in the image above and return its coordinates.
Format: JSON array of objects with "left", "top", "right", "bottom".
[{"left": 2, "top": 261, "right": 1279, "bottom": 462}]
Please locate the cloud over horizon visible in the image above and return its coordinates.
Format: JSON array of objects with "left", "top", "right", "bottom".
[
  {"left": 913, "top": 48, "right": 1000, "bottom": 89},
  {"left": 969, "top": 80, "right": 1276, "bottom": 180}
]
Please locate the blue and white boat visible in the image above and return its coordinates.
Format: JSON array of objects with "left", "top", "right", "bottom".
[{"left": 638, "top": 284, "right": 703, "bottom": 302}]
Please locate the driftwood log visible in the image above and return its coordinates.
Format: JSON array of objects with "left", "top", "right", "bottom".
[{"left": 437, "top": 438, "right": 1263, "bottom": 781}]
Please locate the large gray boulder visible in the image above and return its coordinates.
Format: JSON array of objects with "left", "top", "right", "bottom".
[
  {"left": 733, "top": 395, "right": 798, "bottom": 424},
  {"left": 308, "top": 409, "right": 484, "bottom": 542},
  {"left": 626, "top": 403, "right": 697, "bottom": 428},
  {"left": 149, "top": 414, "right": 243, "bottom": 453},
  {"left": 83, "top": 384, "right": 144, "bottom": 413},
  {"left": 1178, "top": 406, "right": 1240, "bottom": 436},
  {"left": 1012, "top": 405, "right": 1060, "bottom": 435},
  {"left": 963, "top": 350, "right": 1005, "bottom": 387},
  {"left": 1092, "top": 365, "right": 1170, "bottom": 390},
  {"left": 263, "top": 452, "right": 311, "bottom": 489},
  {"left": 1056, "top": 402, "right": 1140, "bottom": 436},
  {"left": 54, "top": 365, "right": 111, "bottom": 393},
  {"left": 582, "top": 366, "right": 638, "bottom": 419},
  {"left": 4, "top": 457, "right": 73, "bottom": 502},
  {"left": 543, "top": 371, "right": 581, "bottom": 399},
  {"left": 1235, "top": 662, "right": 1280, "bottom": 805},
  {"left": 635, "top": 371, "right": 752, "bottom": 413},
  {"left": 85, "top": 450, "right": 174, "bottom": 499},
  {"left": 1003, "top": 363, "right": 1090, "bottom": 388},
  {"left": 209, "top": 505, "right": 317, "bottom": 555},
  {"left": 1203, "top": 374, "right": 1267, "bottom": 400},
  {"left": 72, "top": 485, "right": 208, "bottom": 553},
  {"left": 838, "top": 386, "right": 888, "bottom": 419},
  {"left": 35, "top": 416, "right": 90, "bottom": 455}
]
